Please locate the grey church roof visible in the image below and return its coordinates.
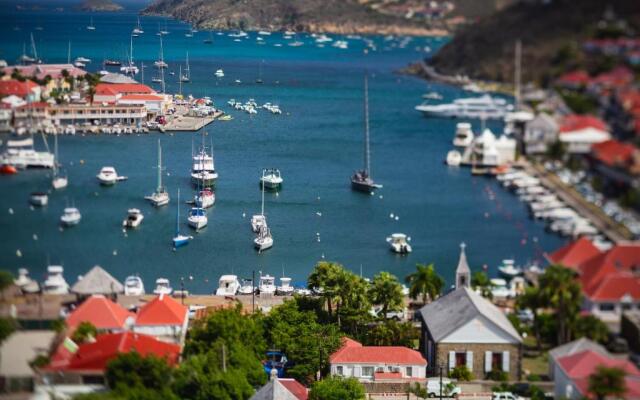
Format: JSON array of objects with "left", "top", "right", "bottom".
[
  {"left": 71, "top": 265, "right": 123, "bottom": 295},
  {"left": 418, "top": 287, "right": 522, "bottom": 343}
]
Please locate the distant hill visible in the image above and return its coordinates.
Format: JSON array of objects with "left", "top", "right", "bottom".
[
  {"left": 79, "top": 0, "right": 123, "bottom": 11},
  {"left": 427, "top": 0, "right": 640, "bottom": 84},
  {"left": 142, "top": 0, "right": 446, "bottom": 36}
]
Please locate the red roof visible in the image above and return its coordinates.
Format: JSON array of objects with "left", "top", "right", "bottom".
[
  {"left": 278, "top": 379, "right": 308, "bottom": 400},
  {"left": 591, "top": 140, "right": 637, "bottom": 167},
  {"left": 374, "top": 372, "right": 403, "bottom": 380},
  {"left": 16, "top": 102, "right": 48, "bottom": 110},
  {"left": 135, "top": 294, "right": 187, "bottom": 326},
  {"left": 330, "top": 338, "right": 426, "bottom": 365},
  {"left": 579, "top": 243, "right": 640, "bottom": 291},
  {"left": 556, "top": 70, "right": 591, "bottom": 86},
  {"left": 2, "top": 64, "right": 86, "bottom": 80},
  {"left": 95, "top": 83, "right": 155, "bottom": 96},
  {"left": 47, "top": 332, "right": 181, "bottom": 372},
  {"left": 557, "top": 350, "right": 640, "bottom": 399},
  {"left": 118, "top": 94, "right": 164, "bottom": 101},
  {"left": 546, "top": 237, "right": 601, "bottom": 270},
  {"left": 66, "top": 295, "right": 134, "bottom": 331},
  {"left": 0, "top": 79, "right": 38, "bottom": 97},
  {"left": 560, "top": 114, "right": 608, "bottom": 134},
  {"left": 583, "top": 271, "right": 640, "bottom": 301},
  {"left": 593, "top": 66, "right": 635, "bottom": 88}
]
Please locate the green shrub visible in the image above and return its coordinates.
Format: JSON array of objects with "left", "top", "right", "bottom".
[
  {"left": 486, "top": 369, "right": 509, "bottom": 381},
  {"left": 449, "top": 365, "right": 473, "bottom": 381}
]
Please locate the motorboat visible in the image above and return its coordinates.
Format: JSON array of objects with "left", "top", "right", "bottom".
[
  {"left": 1, "top": 137, "right": 54, "bottom": 168},
  {"left": 215, "top": 275, "right": 240, "bottom": 296},
  {"left": 29, "top": 192, "right": 48, "bottom": 207},
  {"left": 195, "top": 188, "right": 215, "bottom": 208},
  {"left": 386, "top": 233, "right": 412, "bottom": 254},
  {"left": 104, "top": 59, "right": 121, "bottom": 66},
  {"left": 14, "top": 268, "right": 39, "bottom": 293},
  {"left": 258, "top": 274, "right": 276, "bottom": 295},
  {"left": 446, "top": 150, "right": 462, "bottom": 166},
  {"left": 60, "top": 207, "right": 81, "bottom": 226},
  {"left": 238, "top": 278, "right": 255, "bottom": 295},
  {"left": 75, "top": 56, "right": 91, "bottom": 63},
  {"left": 351, "top": 75, "right": 382, "bottom": 193},
  {"left": 96, "top": 166, "right": 118, "bottom": 186},
  {"left": 122, "top": 208, "right": 144, "bottom": 228},
  {"left": 251, "top": 214, "right": 266, "bottom": 233},
  {"left": 497, "top": 259, "right": 523, "bottom": 278},
  {"left": 43, "top": 265, "right": 69, "bottom": 295},
  {"left": 452, "top": 122, "right": 473, "bottom": 147},
  {"left": 422, "top": 91, "right": 443, "bottom": 100},
  {"left": 276, "top": 277, "right": 294, "bottom": 296},
  {"left": 254, "top": 225, "right": 273, "bottom": 251},
  {"left": 187, "top": 207, "right": 207, "bottom": 230},
  {"left": 415, "top": 95, "right": 513, "bottom": 120},
  {"left": 145, "top": 140, "right": 169, "bottom": 207},
  {"left": 124, "top": 275, "right": 145, "bottom": 296},
  {"left": 215, "top": 69, "right": 224, "bottom": 77},
  {"left": 490, "top": 278, "right": 515, "bottom": 299},
  {"left": 260, "top": 168, "right": 283, "bottom": 191},
  {"left": 172, "top": 189, "right": 193, "bottom": 248},
  {"left": 0, "top": 164, "right": 17, "bottom": 175},
  {"left": 153, "top": 278, "right": 172, "bottom": 295}
]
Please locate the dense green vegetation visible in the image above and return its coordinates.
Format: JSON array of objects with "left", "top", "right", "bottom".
[{"left": 308, "top": 376, "right": 366, "bottom": 400}]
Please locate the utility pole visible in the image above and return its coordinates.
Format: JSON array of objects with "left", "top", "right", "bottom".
[{"left": 252, "top": 270, "right": 256, "bottom": 313}]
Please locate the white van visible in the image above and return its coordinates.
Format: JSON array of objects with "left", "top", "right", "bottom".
[{"left": 426, "top": 378, "right": 462, "bottom": 398}]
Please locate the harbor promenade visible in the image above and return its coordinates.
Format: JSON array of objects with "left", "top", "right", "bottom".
[{"left": 163, "top": 111, "right": 223, "bottom": 132}]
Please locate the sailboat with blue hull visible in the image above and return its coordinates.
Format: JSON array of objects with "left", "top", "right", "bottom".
[{"left": 172, "top": 189, "right": 192, "bottom": 248}]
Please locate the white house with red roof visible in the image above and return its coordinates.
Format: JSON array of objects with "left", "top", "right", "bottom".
[
  {"left": 545, "top": 237, "right": 602, "bottom": 271},
  {"left": 93, "top": 83, "right": 155, "bottom": 104},
  {"left": 43, "top": 332, "right": 181, "bottom": 385},
  {"left": 329, "top": 338, "right": 427, "bottom": 382},
  {"left": 0, "top": 79, "right": 41, "bottom": 102},
  {"left": 554, "top": 349, "right": 640, "bottom": 399},
  {"left": 65, "top": 295, "right": 134, "bottom": 334},
  {"left": 133, "top": 294, "right": 189, "bottom": 345},
  {"left": 558, "top": 114, "right": 611, "bottom": 154}
]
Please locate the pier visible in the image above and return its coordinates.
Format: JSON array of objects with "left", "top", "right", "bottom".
[{"left": 163, "top": 111, "right": 223, "bottom": 132}]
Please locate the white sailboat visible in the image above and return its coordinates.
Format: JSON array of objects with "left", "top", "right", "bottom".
[
  {"left": 351, "top": 75, "right": 382, "bottom": 193},
  {"left": 253, "top": 169, "right": 274, "bottom": 252},
  {"left": 145, "top": 139, "right": 169, "bottom": 206},
  {"left": 60, "top": 206, "right": 81, "bottom": 227},
  {"left": 86, "top": 17, "right": 96, "bottom": 31},
  {"left": 154, "top": 35, "right": 168, "bottom": 69},
  {"left": 180, "top": 52, "right": 190, "bottom": 83},
  {"left": 120, "top": 35, "right": 139, "bottom": 75},
  {"left": 172, "top": 189, "right": 193, "bottom": 248},
  {"left": 251, "top": 168, "right": 268, "bottom": 233},
  {"left": 51, "top": 134, "right": 68, "bottom": 189},
  {"left": 132, "top": 17, "right": 144, "bottom": 35}
]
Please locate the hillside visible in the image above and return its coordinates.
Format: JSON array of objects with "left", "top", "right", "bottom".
[
  {"left": 427, "top": 0, "right": 640, "bottom": 84},
  {"left": 79, "top": 0, "right": 123, "bottom": 11},
  {"left": 142, "top": 0, "right": 446, "bottom": 36}
]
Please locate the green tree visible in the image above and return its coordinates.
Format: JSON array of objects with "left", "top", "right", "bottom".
[
  {"left": 0, "top": 317, "right": 16, "bottom": 343},
  {"left": 309, "top": 376, "right": 365, "bottom": 400},
  {"left": 334, "top": 271, "right": 371, "bottom": 332},
  {"left": 516, "top": 286, "right": 545, "bottom": 350},
  {"left": 405, "top": 263, "right": 444, "bottom": 304},
  {"left": 471, "top": 271, "right": 493, "bottom": 299},
  {"left": 546, "top": 140, "right": 566, "bottom": 161},
  {"left": 308, "top": 261, "right": 344, "bottom": 316},
  {"left": 588, "top": 366, "right": 627, "bottom": 400},
  {"left": 105, "top": 352, "right": 176, "bottom": 399},
  {"left": 0, "top": 270, "right": 14, "bottom": 300},
  {"left": 574, "top": 314, "right": 610, "bottom": 344},
  {"left": 71, "top": 321, "right": 97, "bottom": 344},
  {"left": 263, "top": 299, "right": 342, "bottom": 385},
  {"left": 368, "top": 272, "right": 404, "bottom": 319},
  {"left": 364, "top": 320, "right": 418, "bottom": 347},
  {"left": 538, "top": 265, "right": 582, "bottom": 345}
]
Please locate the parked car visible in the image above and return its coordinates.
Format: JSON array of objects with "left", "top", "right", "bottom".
[
  {"left": 492, "top": 392, "right": 524, "bottom": 400},
  {"left": 263, "top": 350, "right": 290, "bottom": 378},
  {"left": 369, "top": 305, "right": 406, "bottom": 321},
  {"left": 426, "top": 378, "right": 461, "bottom": 398}
]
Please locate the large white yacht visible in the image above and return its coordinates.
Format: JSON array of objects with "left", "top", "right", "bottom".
[
  {"left": 153, "top": 278, "right": 172, "bottom": 295},
  {"left": 1, "top": 137, "right": 54, "bottom": 168},
  {"left": 124, "top": 275, "right": 145, "bottom": 296},
  {"left": 452, "top": 122, "right": 474, "bottom": 147},
  {"left": 43, "top": 265, "right": 69, "bottom": 295},
  {"left": 258, "top": 274, "right": 276, "bottom": 295},
  {"left": 415, "top": 95, "right": 513, "bottom": 120},
  {"left": 97, "top": 166, "right": 118, "bottom": 186},
  {"left": 215, "top": 275, "right": 240, "bottom": 296},
  {"left": 191, "top": 149, "right": 218, "bottom": 187},
  {"left": 254, "top": 225, "right": 273, "bottom": 252}
]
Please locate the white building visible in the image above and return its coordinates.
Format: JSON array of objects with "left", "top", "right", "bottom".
[
  {"left": 132, "top": 294, "right": 189, "bottom": 345},
  {"left": 329, "top": 338, "right": 427, "bottom": 382}
]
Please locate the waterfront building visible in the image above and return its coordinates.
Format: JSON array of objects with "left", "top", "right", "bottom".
[
  {"left": 0, "top": 104, "right": 11, "bottom": 132},
  {"left": 70, "top": 265, "right": 124, "bottom": 298},
  {"left": 2, "top": 64, "right": 87, "bottom": 95},
  {"left": 553, "top": 349, "right": 640, "bottom": 399},
  {"left": 132, "top": 294, "right": 189, "bottom": 345},
  {"left": 116, "top": 93, "right": 171, "bottom": 116},
  {"left": 547, "top": 338, "right": 608, "bottom": 379},
  {"left": 545, "top": 236, "right": 602, "bottom": 271},
  {"left": 93, "top": 83, "right": 155, "bottom": 104},
  {"left": 462, "top": 128, "right": 516, "bottom": 167},
  {"left": 13, "top": 102, "right": 49, "bottom": 127},
  {"left": 523, "top": 113, "right": 559, "bottom": 155},
  {"left": 65, "top": 295, "right": 134, "bottom": 334},
  {"left": 0, "top": 79, "right": 41, "bottom": 102},
  {"left": 48, "top": 103, "right": 146, "bottom": 127},
  {"left": 418, "top": 245, "right": 523, "bottom": 380},
  {"left": 329, "top": 337, "right": 427, "bottom": 382},
  {"left": 558, "top": 114, "right": 610, "bottom": 154}
]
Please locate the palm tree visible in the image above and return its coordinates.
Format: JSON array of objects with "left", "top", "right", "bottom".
[
  {"left": 368, "top": 272, "right": 404, "bottom": 319},
  {"left": 588, "top": 366, "right": 627, "bottom": 400},
  {"left": 307, "top": 261, "right": 344, "bottom": 316},
  {"left": 405, "top": 263, "right": 444, "bottom": 305},
  {"left": 516, "top": 286, "right": 544, "bottom": 350},
  {"left": 471, "top": 271, "right": 493, "bottom": 299},
  {"left": 538, "top": 264, "right": 582, "bottom": 345}
]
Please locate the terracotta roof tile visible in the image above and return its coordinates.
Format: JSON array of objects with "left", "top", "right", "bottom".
[
  {"left": 66, "top": 295, "right": 134, "bottom": 331},
  {"left": 330, "top": 338, "right": 426, "bottom": 365},
  {"left": 546, "top": 237, "right": 601, "bottom": 270},
  {"left": 591, "top": 140, "right": 637, "bottom": 167},
  {"left": 278, "top": 379, "right": 308, "bottom": 400},
  {"left": 560, "top": 114, "right": 608, "bottom": 134},
  {"left": 135, "top": 294, "right": 187, "bottom": 326}
]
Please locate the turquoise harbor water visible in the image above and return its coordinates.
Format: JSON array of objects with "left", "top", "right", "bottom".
[{"left": 0, "top": 7, "right": 565, "bottom": 293}]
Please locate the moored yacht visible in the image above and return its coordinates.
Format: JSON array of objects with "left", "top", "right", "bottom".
[
  {"left": 43, "top": 265, "right": 69, "bottom": 295},
  {"left": 386, "top": 233, "right": 412, "bottom": 254},
  {"left": 251, "top": 214, "right": 266, "bottom": 233},
  {"left": 191, "top": 148, "right": 218, "bottom": 187},
  {"left": 452, "top": 122, "right": 473, "bottom": 147},
  {"left": 276, "top": 277, "right": 294, "bottom": 296},
  {"left": 1, "top": 137, "right": 54, "bottom": 169},
  {"left": 172, "top": 189, "right": 193, "bottom": 248},
  {"left": 52, "top": 134, "right": 68, "bottom": 190},
  {"left": 215, "top": 69, "right": 224, "bottom": 77},
  {"left": 60, "top": 207, "right": 81, "bottom": 226},
  {"left": 124, "top": 275, "right": 145, "bottom": 296},
  {"left": 446, "top": 150, "right": 462, "bottom": 166},
  {"left": 122, "top": 208, "right": 144, "bottom": 228},
  {"left": 254, "top": 225, "right": 273, "bottom": 251},
  {"left": 145, "top": 140, "right": 169, "bottom": 207},
  {"left": 351, "top": 75, "right": 381, "bottom": 193},
  {"left": 187, "top": 207, "right": 207, "bottom": 230},
  {"left": 415, "top": 95, "right": 513, "bottom": 120},
  {"left": 260, "top": 168, "right": 283, "bottom": 191},
  {"left": 238, "top": 278, "right": 255, "bottom": 295},
  {"left": 215, "top": 275, "right": 240, "bottom": 296},
  {"left": 195, "top": 188, "right": 215, "bottom": 208},
  {"left": 153, "top": 278, "right": 172, "bottom": 295},
  {"left": 97, "top": 166, "right": 118, "bottom": 186},
  {"left": 15, "top": 268, "right": 39, "bottom": 293},
  {"left": 258, "top": 274, "right": 276, "bottom": 295},
  {"left": 497, "top": 259, "right": 523, "bottom": 278},
  {"left": 29, "top": 192, "right": 48, "bottom": 207}
]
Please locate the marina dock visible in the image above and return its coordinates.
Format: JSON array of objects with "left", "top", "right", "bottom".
[{"left": 163, "top": 112, "right": 222, "bottom": 132}]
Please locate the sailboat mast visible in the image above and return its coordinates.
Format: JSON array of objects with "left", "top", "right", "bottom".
[
  {"left": 30, "top": 33, "right": 38, "bottom": 61},
  {"left": 514, "top": 39, "right": 522, "bottom": 111},
  {"left": 53, "top": 134, "right": 59, "bottom": 175},
  {"left": 364, "top": 75, "right": 371, "bottom": 176},
  {"left": 179, "top": 65, "right": 182, "bottom": 96},
  {"left": 176, "top": 189, "right": 180, "bottom": 236},
  {"left": 141, "top": 62, "right": 144, "bottom": 84},
  {"left": 67, "top": 41, "right": 71, "bottom": 64},
  {"left": 159, "top": 36, "right": 165, "bottom": 93},
  {"left": 261, "top": 169, "right": 265, "bottom": 216},
  {"left": 157, "top": 139, "right": 162, "bottom": 191}
]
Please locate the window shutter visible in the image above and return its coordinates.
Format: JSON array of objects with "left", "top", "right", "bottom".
[
  {"left": 485, "top": 351, "right": 492, "bottom": 372},
  {"left": 466, "top": 351, "right": 473, "bottom": 371},
  {"left": 448, "top": 351, "right": 455, "bottom": 370},
  {"left": 502, "top": 351, "right": 510, "bottom": 372}
]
